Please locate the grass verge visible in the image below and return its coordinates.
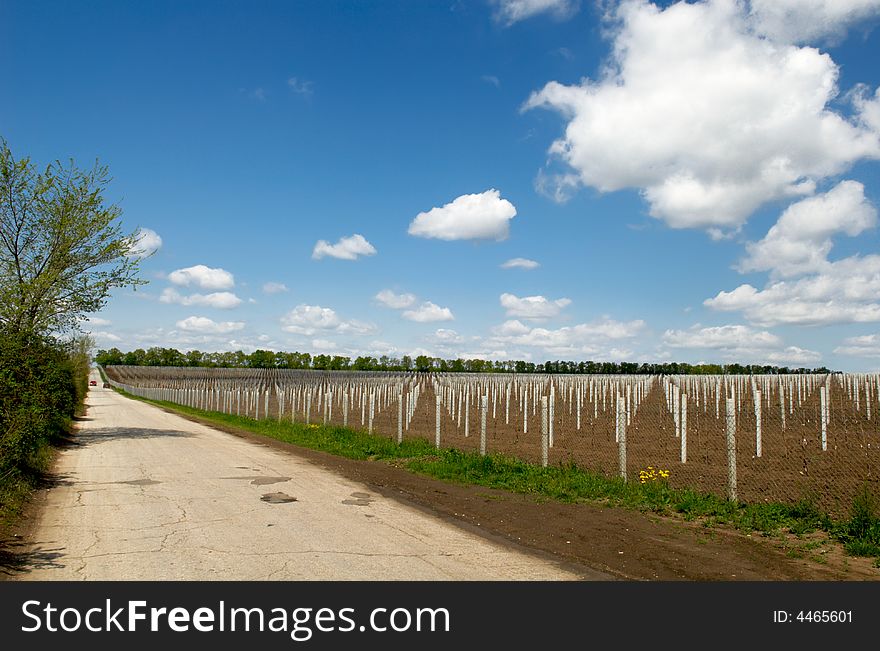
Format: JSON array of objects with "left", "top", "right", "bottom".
[
  {"left": 118, "top": 387, "right": 880, "bottom": 566},
  {"left": 0, "top": 431, "right": 62, "bottom": 536}
]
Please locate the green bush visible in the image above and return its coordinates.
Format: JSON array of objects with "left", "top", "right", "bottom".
[{"left": 0, "top": 331, "right": 80, "bottom": 471}]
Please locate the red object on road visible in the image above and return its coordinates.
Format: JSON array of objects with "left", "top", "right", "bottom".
[{"left": 89, "top": 380, "right": 98, "bottom": 386}]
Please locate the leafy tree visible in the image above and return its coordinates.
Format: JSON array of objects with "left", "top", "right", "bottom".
[{"left": 0, "top": 140, "right": 146, "bottom": 336}]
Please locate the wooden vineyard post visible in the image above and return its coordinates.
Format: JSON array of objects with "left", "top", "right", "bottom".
[
  {"left": 480, "top": 394, "right": 488, "bottom": 456},
  {"left": 343, "top": 392, "right": 349, "bottom": 427},
  {"left": 726, "top": 398, "right": 737, "bottom": 502},
  {"left": 435, "top": 394, "right": 441, "bottom": 449},
  {"left": 541, "top": 396, "right": 549, "bottom": 468},
  {"left": 306, "top": 393, "right": 311, "bottom": 424},
  {"left": 820, "top": 386, "right": 828, "bottom": 451},
  {"left": 369, "top": 391, "right": 375, "bottom": 434}
]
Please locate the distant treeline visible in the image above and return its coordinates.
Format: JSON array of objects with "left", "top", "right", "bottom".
[{"left": 94, "top": 347, "right": 831, "bottom": 376}]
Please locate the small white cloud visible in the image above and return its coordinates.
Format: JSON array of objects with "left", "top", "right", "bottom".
[
  {"left": 287, "top": 76, "right": 314, "bottom": 97},
  {"left": 375, "top": 289, "right": 417, "bottom": 309},
  {"left": 500, "top": 257, "right": 540, "bottom": 270},
  {"left": 91, "top": 331, "right": 121, "bottom": 342},
  {"left": 482, "top": 74, "right": 501, "bottom": 88},
  {"left": 168, "top": 264, "right": 235, "bottom": 290},
  {"left": 408, "top": 189, "right": 517, "bottom": 241},
  {"left": 431, "top": 328, "right": 464, "bottom": 344},
  {"left": 500, "top": 292, "right": 571, "bottom": 319},
  {"left": 280, "top": 304, "right": 376, "bottom": 336},
  {"left": 262, "top": 282, "right": 289, "bottom": 294},
  {"left": 492, "top": 0, "right": 580, "bottom": 26},
  {"left": 159, "top": 288, "right": 242, "bottom": 309},
  {"left": 79, "top": 316, "right": 112, "bottom": 327},
  {"left": 402, "top": 302, "right": 455, "bottom": 323},
  {"left": 176, "top": 316, "right": 245, "bottom": 334},
  {"left": 128, "top": 228, "right": 162, "bottom": 259},
  {"left": 312, "top": 234, "right": 377, "bottom": 261}
]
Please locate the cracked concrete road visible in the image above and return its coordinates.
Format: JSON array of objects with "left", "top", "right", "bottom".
[{"left": 15, "top": 372, "right": 601, "bottom": 580}]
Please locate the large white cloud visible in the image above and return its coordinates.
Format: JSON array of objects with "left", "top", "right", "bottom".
[
  {"left": 705, "top": 255, "right": 880, "bottom": 326},
  {"left": 738, "top": 181, "right": 877, "bottom": 278},
  {"left": 402, "top": 302, "right": 455, "bottom": 323},
  {"left": 408, "top": 189, "right": 517, "bottom": 241},
  {"left": 280, "top": 304, "right": 376, "bottom": 336},
  {"left": 662, "top": 323, "right": 820, "bottom": 363},
  {"left": 500, "top": 293, "right": 571, "bottom": 319},
  {"left": 312, "top": 234, "right": 377, "bottom": 260},
  {"left": 749, "top": 0, "right": 880, "bottom": 44},
  {"left": 176, "top": 316, "right": 245, "bottom": 334},
  {"left": 159, "top": 288, "right": 242, "bottom": 309},
  {"left": 168, "top": 264, "right": 235, "bottom": 290},
  {"left": 834, "top": 333, "right": 880, "bottom": 358},
  {"left": 492, "top": 0, "right": 579, "bottom": 25},
  {"left": 127, "top": 228, "right": 162, "bottom": 259},
  {"left": 487, "top": 317, "right": 646, "bottom": 357},
  {"left": 375, "top": 289, "right": 417, "bottom": 309},
  {"left": 523, "top": 0, "right": 880, "bottom": 233},
  {"left": 663, "top": 324, "right": 781, "bottom": 349}
]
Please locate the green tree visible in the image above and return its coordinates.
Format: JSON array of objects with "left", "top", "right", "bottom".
[{"left": 0, "top": 140, "right": 147, "bottom": 336}]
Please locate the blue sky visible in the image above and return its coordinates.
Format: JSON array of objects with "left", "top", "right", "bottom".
[{"left": 3, "top": 0, "right": 880, "bottom": 371}]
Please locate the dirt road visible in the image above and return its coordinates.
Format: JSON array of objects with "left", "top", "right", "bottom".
[{"left": 9, "top": 373, "right": 601, "bottom": 580}]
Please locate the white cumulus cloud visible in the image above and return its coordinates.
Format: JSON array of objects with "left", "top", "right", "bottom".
[
  {"left": 280, "top": 304, "right": 376, "bottom": 336},
  {"left": 749, "top": 0, "right": 880, "bottom": 44},
  {"left": 834, "top": 333, "right": 880, "bottom": 358},
  {"left": 127, "top": 228, "right": 162, "bottom": 259},
  {"left": 402, "top": 302, "right": 455, "bottom": 323},
  {"left": 408, "top": 189, "right": 517, "bottom": 241},
  {"left": 738, "top": 181, "right": 876, "bottom": 278},
  {"left": 375, "top": 289, "right": 417, "bottom": 309},
  {"left": 487, "top": 317, "right": 646, "bottom": 357},
  {"left": 660, "top": 323, "right": 819, "bottom": 363},
  {"left": 176, "top": 316, "right": 245, "bottom": 334},
  {"left": 523, "top": 0, "right": 880, "bottom": 233},
  {"left": 312, "top": 234, "right": 377, "bottom": 260},
  {"left": 500, "top": 257, "right": 540, "bottom": 270},
  {"left": 159, "top": 288, "right": 242, "bottom": 309},
  {"left": 663, "top": 324, "right": 782, "bottom": 349},
  {"left": 705, "top": 255, "right": 880, "bottom": 326},
  {"left": 168, "top": 264, "right": 235, "bottom": 290},
  {"left": 500, "top": 293, "right": 571, "bottom": 319}
]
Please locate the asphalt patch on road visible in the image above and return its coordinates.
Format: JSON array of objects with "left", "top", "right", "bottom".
[
  {"left": 220, "top": 475, "right": 290, "bottom": 485},
  {"left": 261, "top": 492, "right": 297, "bottom": 504},
  {"left": 342, "top": 492, "right": 374, "bottom": 506},
  {"left": 118, "top": 479, "right": 161, "bottom": 486}
]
